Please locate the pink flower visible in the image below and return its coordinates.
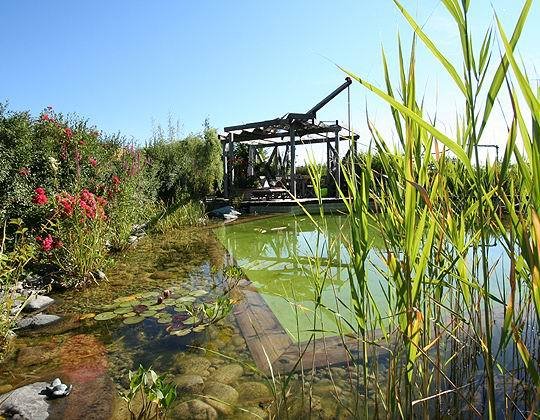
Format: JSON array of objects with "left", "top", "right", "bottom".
[
  {"left": 112, "top": 175, "right": 120, "bottom": 186},
  {"left": 32, "top": 187, "right": 48, "bottom": 205},
  {"left": 38, "top": 234, "right": 54, "bottom": 252},
  {"left": 89, "top": 157, "right": 97, "bottom": 167},
  {"left": 57, "top": 193, "right": 76, "bottom": 217},
  {"left": 65, "top": 127, "right": 73, "bottom": 140}
]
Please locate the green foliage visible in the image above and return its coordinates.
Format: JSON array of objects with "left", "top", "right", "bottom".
[
  {"left": 119, "top": 365, "right": 177, "bottom": 420},
  {"left": 0, "top": 219, "right": 35, "bottom": 360},
  {"left": 152, "top": 201, "right": 207, "bottom": 234},
  {"left": 145, "top": 120, "right": 223, "bottom": 203}
]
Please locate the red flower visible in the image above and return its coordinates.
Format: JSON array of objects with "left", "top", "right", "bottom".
[
  {"left": 89, "top": 157, "right": 97, "bottom": 167},
  {"left": 19, "top": 167, "right": 30, "bottom": 177},
  {"left": 37, "top": 234, "right": 54, "bottom": 252},
  {"left": 32, "top": 187, "right": 48, "bottom": 205},
  {"left": 57, "top": 193, "right": 76, "bottom": 217},
  {"left": 65, "top": 127, "right": 73, "bottom": 140}
]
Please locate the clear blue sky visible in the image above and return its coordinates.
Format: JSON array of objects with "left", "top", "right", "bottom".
[{"left": 1, "top": 1, "right": 539, "bottom": 159}]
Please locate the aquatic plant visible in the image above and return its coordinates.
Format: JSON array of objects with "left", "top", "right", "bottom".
[
  {"left": 91, "top": 285, "right": 234, "bottom": 337},
  {"left": 119, "top": 365, "right": 177, "bottom": 420},
  {"left": 152, "top": 201, "right": 207, "bottom": 234},
  {"left": 281, "top": 0, "right": 539, "bottom": 418}
]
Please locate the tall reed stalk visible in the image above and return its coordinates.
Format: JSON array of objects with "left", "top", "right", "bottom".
[{"left": 297, "top": 0, "right": 539, "bottom": 417}]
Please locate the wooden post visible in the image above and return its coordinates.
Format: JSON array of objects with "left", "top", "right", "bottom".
[
  {"left": 247, "top": 145, "right": 255, "bottom": 177},
  {"left": 229, "top": 133, "right": 235, "bottom": 197},
  {"left": 223, "top": 140, "right": 229, "bottom": 198},
  {"left": 335, "top": 124, "right": 340, "bottom": 196},
  {"left": 290, "top": 125, "right": 296, "bottom": 197}
]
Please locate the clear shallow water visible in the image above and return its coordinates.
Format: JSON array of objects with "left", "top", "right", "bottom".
[{"left": 0, "top": 226, "right": 263, "bottom": 419}]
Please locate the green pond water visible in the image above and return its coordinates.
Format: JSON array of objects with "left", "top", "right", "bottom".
[{"left": 215, "top": 214, "right": 513, "bottom": 343}]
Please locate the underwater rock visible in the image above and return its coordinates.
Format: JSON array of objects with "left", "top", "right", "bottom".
[
  {"left": 212, "top": 363, "right": 244, "bottom": 384},
  {"left": 0, "top": 382, "right": 50, "bottom": 420},
  {"left": 202, "top": 381, "right": 239, "bottom": 416},
  {"left": 17, "top": 344, "right": 58, "bottom": 367},
  {"left": 236, "top": 382, "right": 272, "bottom": 405},
  {"left": 235, "top": 406, "right": 269, "bottom": 420},
  {"left": 149, "top": 271, "right": 171, "bottom": 280},
  {"left": 23, "top": 295, "right": 55, "bottom": 312},
  {"left": 173, "top": 399, "right": 218, "bottom": 420},
  {"left": 174, "top": 374, "right": 204, "bottom": 394},
  {"left": 175, "top": 355, "right": 211, "bottom": 377},
  {"left": 15, "top": 314, "right": 61, "bottom": 330}
]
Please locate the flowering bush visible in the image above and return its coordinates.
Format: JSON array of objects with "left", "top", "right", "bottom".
[{"left": 33, "top": 188, "right": 110, "bottom": 286}]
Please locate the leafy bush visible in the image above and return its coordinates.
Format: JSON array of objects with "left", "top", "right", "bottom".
[
  {"left": 145, "top": 121, "right": 223, "bottom": 203},
  {"left": 0, "top": 104, "right": 156, "bottom": 284}
]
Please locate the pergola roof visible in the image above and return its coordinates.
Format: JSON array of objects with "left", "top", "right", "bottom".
[{"left": 220, "top": 117, "right": 358, "bottom": 147}]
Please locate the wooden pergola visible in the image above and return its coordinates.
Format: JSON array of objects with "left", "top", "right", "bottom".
[{"left": 221, "top": 78, "right": 359, "bottom": 199}]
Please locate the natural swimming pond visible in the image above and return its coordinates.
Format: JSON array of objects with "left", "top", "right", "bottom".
[{"left": 0, "top": 215, "right": 536, "bottom": 419}]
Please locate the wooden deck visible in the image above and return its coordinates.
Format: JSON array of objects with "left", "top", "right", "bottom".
[{"left": 230, "top": 276, "right": 388, "bottom": 374}]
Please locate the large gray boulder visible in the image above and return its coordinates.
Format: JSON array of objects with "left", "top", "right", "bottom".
[
  {"left": 23, "top": 295, "right": 55, "bottom": 313},
  {"left": 15, "top": 314, "right": 61, "bottom": 330},
  {"left": 209, "top": 206, "right": 241, "bottom": 220},
  {"left": 0, "top": 382, "right": 50, "bottom": 420}
]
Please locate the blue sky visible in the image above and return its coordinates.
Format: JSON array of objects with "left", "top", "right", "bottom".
[{"left": 1, "top": 1, "right": 539, "bottom": 161}]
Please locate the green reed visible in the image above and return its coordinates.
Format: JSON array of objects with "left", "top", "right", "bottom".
[{"left": 291, "top": 0, "right": 539, "bottom": 418}]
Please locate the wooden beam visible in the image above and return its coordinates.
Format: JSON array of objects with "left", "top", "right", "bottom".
[
  {"left": 222, "top": 141, "right": 229, "bottom": 198},
  {"left": 224, "top": 125, "right": 346, "bottom": 143},
  {"left": 290, "top": 125, "right": 296, "bottom": 197},
  {"left": 224, "top": 118, "right": 285, "bottom": 132}
]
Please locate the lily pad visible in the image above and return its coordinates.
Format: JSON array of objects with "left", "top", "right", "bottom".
[
  {"left": 141, "top": 291, "right": 160, "bottom": 298},
  {"left": 157, "top": 316, "right": 173, "bottom": 324},
  {"left": 123, "top": 312, "right": 137, "bottom": 318},
  {"left": 114, "top": 307, "right": 133, "bottom": 315},
  {"left": 176, "top": 296, "right": 196, "bottom": 303},
  {"left": 140, "top": 310, "right": 157, "bottom": 318},
  {"left": 80, "top": 313, "right": 96, "bottom": 320},
  {"left": 153, "top": 304, "right": 166, "bottom": 310},
  {"left": 119, "top": 299, "right": 141, "bottom": 308},
  {"left": 133, "top": 304, "right": 149, "bottom": 314},
  {"left": 95, "top": 312, "right": 117, "bottom": 321},
  {"left": 189, "top": 290, "right": 208, "bottom": 297},
  {"left": 114, "top": 295, "right": 137, "bottom": 304},
  {"left": 123, "top": 316, "right": 145, "bottom": 325}
]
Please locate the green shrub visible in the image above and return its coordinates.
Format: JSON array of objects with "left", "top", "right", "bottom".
[{"left": 145, "top": 121, "right": 223, "bottom": 203}]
